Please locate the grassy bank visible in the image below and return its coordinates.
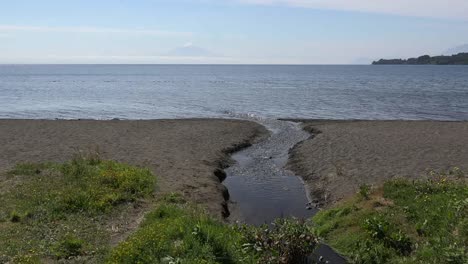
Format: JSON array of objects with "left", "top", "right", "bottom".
[
  {"left": 108, "top": 196, "right": 317, "bottom": 263},
  {"left": 0, "top": 155, "right": 156, "bottom": 263},
  {"left": 313, "top": 169, "right": 467, "bottom": 263}
]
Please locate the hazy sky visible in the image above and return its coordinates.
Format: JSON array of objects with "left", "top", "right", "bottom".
[{"left": 1, "top": 0, "right": 468, "bottom": 64}]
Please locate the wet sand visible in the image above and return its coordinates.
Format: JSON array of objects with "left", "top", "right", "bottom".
[
  {"left": 0, "top": 119, "right": 267, "bottom": 219},
  {"left": 288, "top": 120, "right": 468, "bottom": 206}
]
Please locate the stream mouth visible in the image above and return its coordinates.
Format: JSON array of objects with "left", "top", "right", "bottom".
[
  {"left": 224, "top": 118, "right": 315, "bottom": 225},
  {"left": 223, "top": 117, "right": 347, "bottom": 263}
]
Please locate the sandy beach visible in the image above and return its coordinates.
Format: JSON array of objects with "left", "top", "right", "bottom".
[
  {"left": 0, "top": 119, "right": 267, "bottom": 219},
  {"left": 288, "top": 120, "right": 468, "bottom": 206}
]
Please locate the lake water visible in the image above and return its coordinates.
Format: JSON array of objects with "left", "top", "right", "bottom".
[{"left": 1, "top": 64, "right": 468, "bottom": 120}]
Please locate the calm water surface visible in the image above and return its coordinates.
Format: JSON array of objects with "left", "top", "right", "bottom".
[{"left": 1, "top": 64, "right": 467, "bottom": 120}]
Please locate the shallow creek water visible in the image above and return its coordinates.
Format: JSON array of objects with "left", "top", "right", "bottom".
[
  {"left": 223, "top": 117, "right": 346, "bottom": 263},
  {"left": 224, "top": 118, "right": 315, "bottom": 224}
]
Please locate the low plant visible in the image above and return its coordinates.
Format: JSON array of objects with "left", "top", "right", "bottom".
[
  {"left": 9, "top": 210, "right": 22, "bottom": 223},
  {"left": 57, "top": 156, "right": 155, "bottom": 214},
  {"left": 53, "top": 235, "right": 86, "bottom": 258},
  {"left": 239, "top": 218, "right": 317, "bottom": 263},
  {"left": 363, "top": 216, "right": 412, "bottom": 255},
  {"left": 351, "top": 239, "right": 394, "bottom": 264},
  {"left": 358, "top": 184, "right": 371, "bottom": 200},
  {"left": 7, "top": 162, "right": 51, "bottom": 176},
  {"left": 163, "top": 192, "right": 187, "bottom": 204}
]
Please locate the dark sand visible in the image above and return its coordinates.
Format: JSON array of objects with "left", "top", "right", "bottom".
[
  {"left": 288, "top": 120, "right": 468, "bottom": 206},
  {"left": 0, "top": 119, "right": 267, "bottom": 219}
]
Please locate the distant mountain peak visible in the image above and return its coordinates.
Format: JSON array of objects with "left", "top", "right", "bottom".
[
  {"left": 166, "top": 43, "right": 215, "bottom": 57},
  {"left": 444, "top": 44, "right": 468, "bottom": 56}
]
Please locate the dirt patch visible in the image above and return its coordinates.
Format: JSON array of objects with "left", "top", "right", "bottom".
[{"left": 287, "top": 120, "right": 468, "bottom": 206}]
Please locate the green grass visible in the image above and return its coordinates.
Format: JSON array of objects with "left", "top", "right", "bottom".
[
  {"left": 108, "top": 202, "right": 251, "bottom": 264},
  {"left": 108, "top": 200, "right": 317, "bottom": 264},
  {"left": 313, "top": 170, "right": 467, "bottom": 264},
  {"left": 0, "top": 156, "right": 156, "bottom": 263}
]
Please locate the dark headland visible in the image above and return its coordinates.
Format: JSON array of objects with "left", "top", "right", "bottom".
[{"left": 372, "top": 52, "right": 468, "bottom": 65}]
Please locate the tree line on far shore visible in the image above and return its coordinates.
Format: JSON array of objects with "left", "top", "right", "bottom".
[{"left": 372, "top": 52, "right": 468, "bottom": 65}]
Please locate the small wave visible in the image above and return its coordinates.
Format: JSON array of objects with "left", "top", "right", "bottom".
[{"left": 220, "top": 110, "right": 268, "bottom": 121}]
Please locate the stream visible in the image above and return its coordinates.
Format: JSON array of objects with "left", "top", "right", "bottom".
[{"left": 223, "top": 117, "right": 347, "bottom": 263}]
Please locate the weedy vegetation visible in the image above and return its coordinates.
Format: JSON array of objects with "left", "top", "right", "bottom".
[
  {"left": 358, "top": 184, "right": 372, "bottom": 200},
  {"left": 108, "top": 199, "right": 318, "bottom": 264},
  {"left": 313, "top": 168, "right": 467, "bottom": 264},
  {"left": 0, "top": 154, "right": 156, "bottom": 263}
]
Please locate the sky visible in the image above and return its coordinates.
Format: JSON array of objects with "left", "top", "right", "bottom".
[{"left": 1, "top": 0, "right": 468, "bottom": 64}]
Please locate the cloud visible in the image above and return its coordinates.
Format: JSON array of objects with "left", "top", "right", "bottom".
[
  {"left": 237, "top": 0, "right": 468, "bottom": 20},
  {"left": 183, "top": 42, "right": 194, "bottom": 47},
  {"left": 0, "top": 25, "right": 192, "bottom": 37}
]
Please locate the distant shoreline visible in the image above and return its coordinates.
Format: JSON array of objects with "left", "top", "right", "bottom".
[{"left": 372, "top": 52, "right": 468, "bottom": 65}]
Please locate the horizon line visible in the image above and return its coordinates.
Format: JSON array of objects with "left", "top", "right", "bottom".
[{"left": 0, "top": 63, "right": 375, "bottom": 66}]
